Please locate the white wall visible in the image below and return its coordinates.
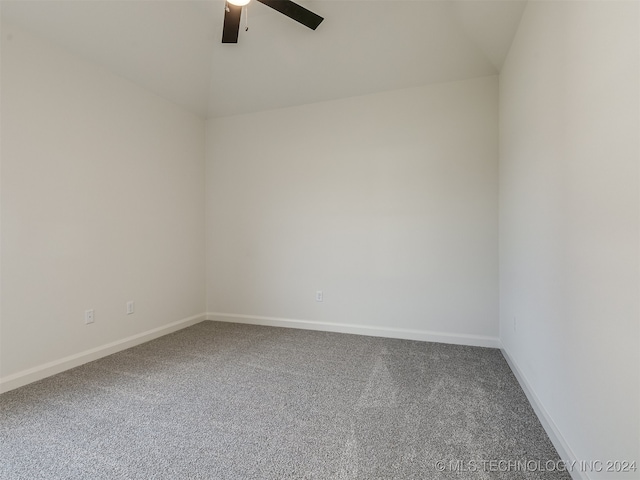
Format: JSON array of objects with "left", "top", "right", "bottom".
[
  {"left": 500, "top": 1, "right": 639, "bottom": 478},
  {"left": 0, "top": 23, "right": 207, "bottom": 386},
  {"left": 206, "top": 76, "right": 499, "bottom": 345}
]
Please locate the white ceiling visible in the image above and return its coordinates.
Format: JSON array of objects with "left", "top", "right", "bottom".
[{"left": 1, "top": 0, "right": 526, "bottom": 118}]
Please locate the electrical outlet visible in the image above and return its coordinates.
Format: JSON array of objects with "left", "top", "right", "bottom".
[
  {"left": 85, "top": 309, "right": 95, "bottom": 325},
  {"left": 316, "top": 290, "right": 323, "bottom": 302},
  {"left": 126, "top": 301, "right": 135, "bottom": 315}
]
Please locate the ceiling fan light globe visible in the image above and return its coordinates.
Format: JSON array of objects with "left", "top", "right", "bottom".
[{"left": 228, "top": 0, "right": 250, "bottom": 6}]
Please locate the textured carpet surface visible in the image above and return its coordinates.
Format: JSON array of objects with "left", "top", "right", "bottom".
[{"left": 1, "top": 321, "right": 570, "bottom": 479}]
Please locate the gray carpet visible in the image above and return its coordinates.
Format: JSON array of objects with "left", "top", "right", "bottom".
[{"left": 0, "top": 321, "right": 570, "bottom": 479}]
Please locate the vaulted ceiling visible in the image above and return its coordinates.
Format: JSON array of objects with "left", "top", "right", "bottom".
[{"left": 1, "top": 0, "right": 526, "bottom": 118}]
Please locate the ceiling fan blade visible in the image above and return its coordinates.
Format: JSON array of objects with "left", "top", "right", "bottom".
[
  {"left": 256, "top": 0, "right": 324, "bottom": 30},
  {"left": 222, "top": 3, "right": 242, "bottom": 43}
]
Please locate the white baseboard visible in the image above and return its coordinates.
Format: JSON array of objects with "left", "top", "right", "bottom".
[
  {"left": 501, "top": 347, "right": 588, "bottom": 480},
  {"left": 0, "top": 313, "right": 207, "bottom": 394},
  {"left": 206, "top": 312, "right": 501, "bottom": 348}
]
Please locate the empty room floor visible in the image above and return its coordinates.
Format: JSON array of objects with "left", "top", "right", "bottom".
[{"left": 0, "top": 321, "right": 569, "bottom": 479}]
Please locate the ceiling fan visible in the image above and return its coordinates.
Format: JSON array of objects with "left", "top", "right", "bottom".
[{"left": 222, "top": 0, "right": 324, "bottom": 43}]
